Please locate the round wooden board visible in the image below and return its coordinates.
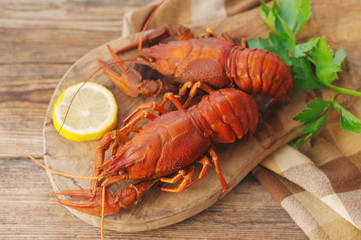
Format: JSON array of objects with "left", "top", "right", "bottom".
[{"left": 43, "top": 19, "right": 361, "bottom": 233}]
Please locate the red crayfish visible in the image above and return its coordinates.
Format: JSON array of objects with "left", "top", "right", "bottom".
[
  {"left": 99, "top": 23, "right": 293, "bottom": 107},
  {"left": 54, "top": 0, "right": 293, "bottom": 235},
  {"left": 56, "top": 88, "right": 261, "bottom": 216}
]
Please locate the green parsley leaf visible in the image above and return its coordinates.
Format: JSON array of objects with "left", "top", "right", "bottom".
[
  {"left": 294, "top": 111, "right": 329, "bottom": 148},
  {"left": 278, "top": 0, "right": 300, "bottom": 32},
  {"left": 260, "top": 1, "right": 278, "bottom": 34},
  {"left": 253, "top": 0, "right": 360, "bottom": 147},
  {"left": 310, "top": 37, "right": 343, "bottom": 84},
  {"left": 291, "top": 56, "right": 323, "bottom": 90},
  {"left": 247, "top": 36, "right": 274, "bottom": 52},
  {"left": 293, "top": 136, "right": 310, "bottom": 148},
  {"left": 294, "top": 98, "right": 331, "bottom": 148},
  {"left": 294, "top": 0, "right": 311, "bottom": 35},
  {"left": 294, "top": 38, "right": 319, "bottom": 57},
  {"left": 246, "top": 38, "right": 263, "bottom": 49},
  {"left": 261, "top": 0, "right": 311, "bottom": 36},
  {"left": 333, "top": 102, "right": 361, "bottom": 133},
  {"left": 293, "top": 98, "right": 330, "bottom": 124},
  {"left": 333, "top": 47, "right": 346, "bottom": 65},
  {"left": 269, "top": 33, "right": 292, "bottom": 65},
  {"left": 277, "top": 31, "right": 296, "bottom": 56}
]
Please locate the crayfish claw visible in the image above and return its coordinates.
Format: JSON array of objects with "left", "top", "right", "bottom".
[
  {"left": 56, "top": 187, "right": 122, "bottom": 216},
  {"left": 56, "top": 181, "right": 156, "bottom": 217},
  {"left": 98, "top": 58, "right": 141, "bottom": 98}
]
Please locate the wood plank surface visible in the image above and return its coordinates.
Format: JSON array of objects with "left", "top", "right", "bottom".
[
  {"left": 2, "top": 157, "right": 306, "bottom": 239},
  {"left": 2, "top": 0, "right": 347, "bottom": 239},
  {"left": 0, "top": 0, "right": 154, "bottom": 157}
]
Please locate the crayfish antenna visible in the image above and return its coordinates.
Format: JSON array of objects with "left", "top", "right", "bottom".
[
  {"left": 2, "top": 130, "right": 97, "bottom": 180},
  {"left": 1, "top": 129, "right": 106, "bottom": 238},
  {"left": 138, "top": 0, "right": 167, "bottom": 53},
  {"left": 115, "top": 0, "right": 167, "bottom": 54}
]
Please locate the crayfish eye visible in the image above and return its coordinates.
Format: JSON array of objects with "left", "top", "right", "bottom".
[{"left": 148, "top": 57, "right": 155, "bottom": 62}]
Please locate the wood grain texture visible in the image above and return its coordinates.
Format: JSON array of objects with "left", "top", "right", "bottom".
[
  {"left": 0, "top": 0, "right": 153, "bottom": 157},
  {"left": 1, "top": 158, "right": 306, "bottom": 240},
  {"left": 2, "top": 0, "right": 360, "bottom": 239}
]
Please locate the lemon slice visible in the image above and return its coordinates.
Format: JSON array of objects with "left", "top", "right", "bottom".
[{"left": 53, "top": 82, "right": 117, "bottom": 141}]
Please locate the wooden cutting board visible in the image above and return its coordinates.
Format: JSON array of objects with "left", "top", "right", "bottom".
[{"left": 43, "top": 0, "right": 361, "bottom": 232}]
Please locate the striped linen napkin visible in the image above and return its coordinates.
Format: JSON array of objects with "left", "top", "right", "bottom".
[
  {"left": 253, "top": 99, "right": 361, "bottom": 239},
  {"left": 122, "top": 0, "right": 361, "bottom": 238}
]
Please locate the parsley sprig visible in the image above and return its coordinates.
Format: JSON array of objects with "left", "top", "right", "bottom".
[{"left": 247, "top": 0, "right": 361, "bottom": 147}]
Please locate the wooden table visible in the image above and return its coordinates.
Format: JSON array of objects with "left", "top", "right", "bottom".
[{"left": 0, "top": 0, "right": 307, "bottom": 239}]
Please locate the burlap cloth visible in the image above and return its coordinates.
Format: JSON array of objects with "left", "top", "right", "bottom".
[{"left": 122, "top": 0, "right": 361, "bottom": 239}]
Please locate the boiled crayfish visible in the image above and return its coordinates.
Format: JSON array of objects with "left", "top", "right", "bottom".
[
  {"left": 99, "top": 23, "right": 293, "bottom": 107},
  {"left": 56, "top": 88, "right": 261, "bottom": 216},
  {"left": 56, "top": 0, "right": 293, "bottom": 230}
]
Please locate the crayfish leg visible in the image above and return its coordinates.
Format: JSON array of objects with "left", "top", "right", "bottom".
[
  {"left": 88, "top": 128, "right": 136, "bottom": 194},
  {"left": 159, "top": 169, "right": 187, "bottom": 184},
  {"left": 198, "top": 27, "right": 217, "bottom": 38},
  {"left": 91, "top": 130, "right": 129, "bottom": 191},
  {"left": 179, "top": 81, "right": 214, "bottom": 108},
  {"left": 159, "top": 165, "right": 195, "bottom": 193},
  {"left": 121, "top": 110, "right": 156, "bottom": 134},
  {"left": 123, "top": 101, "right": 169, "bottom": 125},
  {"left": 159, "top": 148, "right": 228, "bottom": 193},
  {"left": 183, "top": 156, "right": 211, "bottom": 189},
  {"left": 208, "top": 148, "right": 228, "bottom": 193},
  {"left": 159, "top": 155, "right": 213, "bottom": 193},
  {"left": 159, "top": 92, "right": 184, "bottom": 110}
]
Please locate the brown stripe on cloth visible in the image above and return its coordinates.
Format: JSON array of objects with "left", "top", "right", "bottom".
[
  {"left": 253, "top": 166, "right": 361, "bottom": 240},
  {"left": 348, "top": 152, "right": 361, "bottom": 172},
  {"left": 318, "top": 156, "right": 361, "bottom": 193},
  {"left": 253, "top": 166, "right": 302, "bottom": 203}
]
